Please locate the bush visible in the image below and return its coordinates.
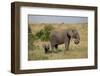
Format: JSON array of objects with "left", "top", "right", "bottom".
[
  {"left": 28, "top": 26, "right": 37, "bottom": 50},
  {"left": 35, "top": 29, "right": 44, "bottom": 39},
  {"left": 35, "top": 25, "right": 54, "bottom": 41},
  {"left": 44, "top": 24, "right": 54, "bottom": 32},
  {"left": 28, "top": 33, "right": 36, "bottom": 50},
  {"left": 28, "top": 25, "right": 54, "bottom": 50}
]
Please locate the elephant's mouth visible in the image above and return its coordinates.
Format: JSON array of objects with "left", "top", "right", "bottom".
[{"left": 74, "top": 40, "right": 79, "bottom": 44}]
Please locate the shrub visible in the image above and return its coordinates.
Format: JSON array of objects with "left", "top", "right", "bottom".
[
  {"left": 28, "top": 26, "right": 36, "bottom": 50},
  {"left": 35, "top": 25, "right": 54, "bottom": 41},
  {"left": 44, "top": 24, "right": 54, "bottom": 32},
  {"left": 35, "top": 29, "right": 44, "bottom": 39},
  {"left": 28, "top": 33, "right": 36, "bottom": 50}
]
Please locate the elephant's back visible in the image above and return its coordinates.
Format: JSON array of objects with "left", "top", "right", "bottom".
[
  {"left": 49, "top": 30, "right": 65, "bottom": 44},
  {"left": 49, "top": 30, "right": 63, "bottom": 38},
  {"left": 50, "top": 30, "right": 66, "bottom": 36}
]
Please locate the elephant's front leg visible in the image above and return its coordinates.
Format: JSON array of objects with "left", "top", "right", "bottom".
[
  {"left": 65, "top": 38, "right": 70, "bottom": 51},
  {"left": 55, "top": 44, "right": 58, "bottom": 50},
  {"left": 54, "top": 44, "right": 58, "bottom": 53}
]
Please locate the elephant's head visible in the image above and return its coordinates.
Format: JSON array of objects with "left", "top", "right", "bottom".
[
  {"left": 67, "top": 29, "right": 80, "bottom": 44},
  {"left": 42, "top": 42, "right": 50, "bottom": 53}
]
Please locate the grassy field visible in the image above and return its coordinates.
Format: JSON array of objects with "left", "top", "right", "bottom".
[{"left": 28, "top": 23, "right": 88, "bottom": 60}]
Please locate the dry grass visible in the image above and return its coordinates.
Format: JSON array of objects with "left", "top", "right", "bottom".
[{"left": 28, "top": 23, "right": 88, "bottom": 60}]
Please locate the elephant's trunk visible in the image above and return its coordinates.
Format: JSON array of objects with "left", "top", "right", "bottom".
[
  {"left": 74, "top": 34, "right": 80, "bottom": 44},
  {"left": 74, "top": 39, "right": 80, "bottom": 44}
]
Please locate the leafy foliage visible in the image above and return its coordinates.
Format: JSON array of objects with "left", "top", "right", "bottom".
[
  {"left": 28, "top": 26, "right": 36, "bottom": 50},
  {"left": 35, "top": 25, "right": 54, "bottom": 41},
  {"left": 28, "top": 25, "right": 54, "bottom": 50},
  {"left": 28, "top": 33, "right": 36, "bottom": 50}
]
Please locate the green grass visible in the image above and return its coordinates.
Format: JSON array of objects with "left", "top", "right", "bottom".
[{"left": 28, "top": 47, "right": 49, "bottom": 60}]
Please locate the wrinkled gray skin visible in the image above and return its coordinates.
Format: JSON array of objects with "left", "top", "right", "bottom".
[
  {"left": 49, "top": 29, "right": 80, "bottom": 52},
  {"left": 42, "top": 43, "right": 50, "bottom": 54}
]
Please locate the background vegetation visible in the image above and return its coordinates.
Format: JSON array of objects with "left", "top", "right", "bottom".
[{"left": 28, "top": 23, "right": 88, "bottom": 60}]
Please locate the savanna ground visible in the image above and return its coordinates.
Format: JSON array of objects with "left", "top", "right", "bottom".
[{"left": 28, "top": 23, "right": 88, "bottom": 60}]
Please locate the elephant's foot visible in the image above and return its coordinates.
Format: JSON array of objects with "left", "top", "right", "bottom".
[
  {"left": 65, "top": 48, "right": 69, "bottom": 51},
  {"left": 53, "top": 51, "right": 58, "bottom": 53},
  {"left": 45, "top": 50, "right": 52, "bottom": 54}
]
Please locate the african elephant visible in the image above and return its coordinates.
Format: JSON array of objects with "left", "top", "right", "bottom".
[
  {"left": 42, "top": 42, "right": 50, "bottom": 54},
  {"left": 49, "top": 29, "right": 80, "bottom": 52}
]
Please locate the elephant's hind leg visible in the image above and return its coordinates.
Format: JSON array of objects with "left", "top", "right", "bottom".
[{"left": 55, "top": 44, "right": 58, "bottom": 49}]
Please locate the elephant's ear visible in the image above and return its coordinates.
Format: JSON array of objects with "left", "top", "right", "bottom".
[
  {"left": 67, "top": 30, "right": 74, "bottom": 38},
  {"left": 72, "top": 29, "right": 79, "bottom": 36}
]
